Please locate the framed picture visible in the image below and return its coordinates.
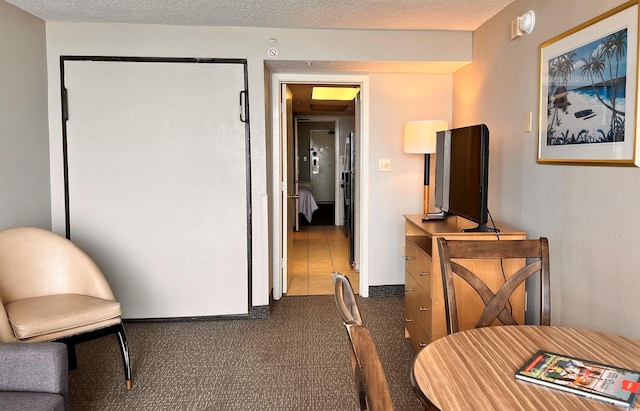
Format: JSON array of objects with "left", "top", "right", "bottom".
[{"left": 538, "top": 1, "right": 639, "bottom": 165}]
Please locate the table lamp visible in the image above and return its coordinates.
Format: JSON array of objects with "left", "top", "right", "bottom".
[{"left": 404, "top": 120, "right": 448, "bottom": 221}]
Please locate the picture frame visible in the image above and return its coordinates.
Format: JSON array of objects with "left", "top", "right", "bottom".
[{"left": 538, "top": 1, "right": 639, "bottom": 166}]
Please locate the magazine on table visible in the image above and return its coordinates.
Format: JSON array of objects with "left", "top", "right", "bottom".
[{"left": 515, "top": 350, "right": 640, "bottom": 408}]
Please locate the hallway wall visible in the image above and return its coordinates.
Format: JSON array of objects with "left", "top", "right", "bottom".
[{"left": 297, "top": 121, "right": 335, "bottom": 184}]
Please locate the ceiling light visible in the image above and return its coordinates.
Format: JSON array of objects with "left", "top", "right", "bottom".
[{"left": 312, "top": 87, "right": 360, "bottom": 101}]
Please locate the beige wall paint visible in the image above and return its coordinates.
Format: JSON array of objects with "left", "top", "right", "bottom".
[
  {"left": 455, "top": 0, "right": 639, "bottom": 338},
  {"left": 0, "top": 1, "right": 50, "bottom": 230},
  {"left": 368, "top": 72, "right": 452, "bottom": 286},
  {"left": 44, "top": 23, "right": 468, "bottom": 305}
]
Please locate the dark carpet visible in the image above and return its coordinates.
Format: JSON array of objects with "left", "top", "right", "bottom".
[{"left": 68, "top": 295, "right": 423, "bottom": 410}]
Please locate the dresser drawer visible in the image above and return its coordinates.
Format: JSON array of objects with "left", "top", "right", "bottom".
[
  {"left": 405, "top": 271, "right": 433, "bottom": 335},
  {"left": 404, "top": 301, "right": 431, "bottom": 351},
  {"left": 405, "top": 241, "right": 432, "bottom": 291},
  {"left": 404, "top": 272, "right": 424, "bottom": 312}
]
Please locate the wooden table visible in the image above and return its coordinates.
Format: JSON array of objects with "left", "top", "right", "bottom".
[{"left": 412, "top": 326, "right": 640, "bottom": 410}]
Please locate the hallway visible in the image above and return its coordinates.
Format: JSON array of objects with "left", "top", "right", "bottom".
[{"left": 287, "top": 225, "right": 358, "bottom": 296}]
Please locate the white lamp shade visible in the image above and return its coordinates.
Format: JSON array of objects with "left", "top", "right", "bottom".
[{"left": 404, "top": 120, "right": 449, "bottom": 154}]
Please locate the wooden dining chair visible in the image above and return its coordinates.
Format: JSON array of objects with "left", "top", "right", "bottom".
[
  {"left": 437, "top": 237, "right": 550, "bottom": 334},
  {"left": 343, "top": 322, "right": 394, "bottom": 411},
  {"left": 332, "top": 272, "right": 363, "bottom": 324}
]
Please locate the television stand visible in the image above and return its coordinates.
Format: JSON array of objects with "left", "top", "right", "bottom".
[
  {"left": 421, "top": 211, "right": 446, "bottom": 221},
  {"left": 463, "top": 223, "right": 500, "bottom": 233}
]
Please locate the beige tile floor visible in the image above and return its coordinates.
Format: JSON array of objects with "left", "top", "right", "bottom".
[{"left": 286, "top": 225, "right": 359, "bottom": 296}]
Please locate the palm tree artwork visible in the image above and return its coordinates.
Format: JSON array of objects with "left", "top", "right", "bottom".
[{"left": 546, "top": 28, "right": 627, "bottom": 146}]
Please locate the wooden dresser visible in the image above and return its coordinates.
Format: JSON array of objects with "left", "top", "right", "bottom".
[{"left": 403, "top": 214, "right": 527, "bottom": 351}]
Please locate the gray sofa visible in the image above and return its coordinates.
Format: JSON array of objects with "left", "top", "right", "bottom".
[{"left": 0, "top": 342, "right": 68, "bottom": 410}]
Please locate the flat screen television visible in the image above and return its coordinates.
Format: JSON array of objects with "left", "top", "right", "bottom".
[{"left": 434, "top": 124, "right": 494, "bottom": 232}]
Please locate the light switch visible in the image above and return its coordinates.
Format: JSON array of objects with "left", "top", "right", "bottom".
[{"left": 378, "top": 159, "right": 391, "bottom": 172}]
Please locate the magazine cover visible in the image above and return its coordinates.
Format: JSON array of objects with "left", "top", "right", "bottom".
[{"left": 515, "top": 350, "right": 640, "bottom": 408}]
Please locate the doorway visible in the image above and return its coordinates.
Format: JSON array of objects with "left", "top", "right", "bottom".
[
  {"left": 296, "top": 121, "right": 338, "bottom": 229},
  {"left": 270, "top": 73, "right": 370, "bottom": 300},
  {"left": 287, "top": 118, "right": 356, "bottom": 296},
  {"left": 308, "top": 129, "right": 335, "bottom": 222}
]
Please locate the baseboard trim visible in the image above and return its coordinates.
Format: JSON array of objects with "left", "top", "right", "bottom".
[
  {"left": 249, "top": 304, "right": 270, "bottom": 319},
  {"left": 368, "top": 284, "right": 405, "bottom": 297},
  {"left": 122, "top": 299, "right": 273, "bottom": 322},
  {"left": 124, "top": 314, "right": 249, "bottom": 322}
]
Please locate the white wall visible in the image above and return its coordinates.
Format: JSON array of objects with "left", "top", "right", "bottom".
[
  {"left": 368, "top": 72, "right": 453, "bottom": 286},
  {"left": 0, "top": 1, "right": 50, "bottom": 230},
  {"left": 455, "top": 0, "right": 640, "bottom": 338},
  {"left": 44, "top": 23, "right": 471, "bottom": 305}
]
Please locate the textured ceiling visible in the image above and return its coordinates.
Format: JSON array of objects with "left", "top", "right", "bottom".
[
  {"left": 6, "top": 0, "right": 514, "bottom": 31},
  {"left": 7, "top": 0, "right": 516, "bottom": 115}
]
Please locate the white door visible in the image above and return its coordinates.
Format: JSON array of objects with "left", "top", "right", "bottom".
[
  {"left": 294, "top": 120, "right": 301, "bottom": 232},
  {"left": 280, "top": 84, "right": 294, "bottom": 294},
  {"left": 63, "top": 59, "right": 250, "bottom": 318}
]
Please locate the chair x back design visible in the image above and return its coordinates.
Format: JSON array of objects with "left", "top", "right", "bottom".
[
  {"left": 0, "top": 227, "right": 132, "bottom": 389},
  {"left": 332, "top": 272, "right": 363, "bottom": 324},
  {"left": 437, "top": 237, "right": 550, "bottom": 334}
]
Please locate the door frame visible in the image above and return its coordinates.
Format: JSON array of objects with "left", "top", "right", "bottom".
[{"left": 270, "top": 73, "right": 370, "bottom": 299}]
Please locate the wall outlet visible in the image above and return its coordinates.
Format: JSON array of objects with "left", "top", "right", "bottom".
[{"left": 378, "top": 159, "right": 391, "bottom": 172}]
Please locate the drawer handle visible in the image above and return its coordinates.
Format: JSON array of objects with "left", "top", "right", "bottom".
[
  {"left": 404, "top": 318, "right": 413, "bottom": 323},
  {"left": 419, "top": 342, "right": 427, "bottom": 348},
  {"left": 405, "top": 256, "right": 414, "bottom": 261},
  {"left": 405, "top": 287, "right": 413, "bottom": 292},
  {"left": 419, "top": 271, "right": 428, "bottom": 276},
  {"left": 419, "top": 307, "right": 428, "bottom": 312}
]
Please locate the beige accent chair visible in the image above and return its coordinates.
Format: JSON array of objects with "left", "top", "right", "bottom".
[{"left": 0, "top": 227, "right": 131, "bottom": 389}]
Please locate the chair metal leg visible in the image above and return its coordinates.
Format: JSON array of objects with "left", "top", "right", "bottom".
[
  {"left": 66, "top": 343, "right": 78, "bottom": 370},
  {"left": 53, "top": 322, "right": 132, "bottom": 389},
  {"left": 115, "top": 323, "right": 132, "bottom": 390}
]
